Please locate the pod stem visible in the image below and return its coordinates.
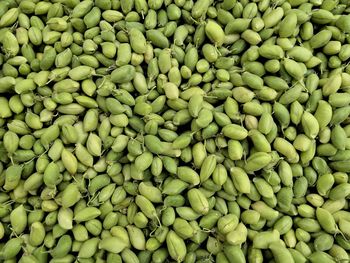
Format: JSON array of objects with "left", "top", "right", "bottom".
[
  {"left": 336, "top": 225, "right": 349, "bottom": 242},
  {"left": 87, "top": 192, "right": 101, "bottom": 206},
  {"left": 9, "top": 155, "right": 14, "bottom": 166}
]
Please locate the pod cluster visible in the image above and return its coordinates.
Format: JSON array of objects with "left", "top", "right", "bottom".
[{"left": 1, "top": 0, "right": 350, "bottom": 262}]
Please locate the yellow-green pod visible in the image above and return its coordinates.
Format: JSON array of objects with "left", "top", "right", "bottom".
[
  {"left": 86, "top": 133, "right": 102, "bottom": 157},
  {"left": 279, "top": 13, "right": 297, "bottom": 37},
  {"left": 111, "top": 65, "right": 135, "bottom": 83},
  {"left": 138, "top": 182, "right": 162, "bottom": 203},
  {"left": 252, "top": 229, "right": 280, "bottom": 249},
  {"left": 287, "top": 46, "right": 313, "bottom": 63},
  {"left": 226, "top": 222, "right": 248, "bottom": 246},
  {"left": 43, "top": 161, "right": 62, "bottom": 188},
  {"left": 71, "top": 0, "right": 94, "bottom": 18},
  {"left": 1, "top": 237, "right": 23, "bottom": 260},
  {"left": 205, "top": 20, "right": 225, "bottom": 47},
  {"left": 99, "top": 42, "right": 116, "bottom": 59},
  {"left": 192, "top": 142, "right": 207, "bottom": 169},
  {"left": 39, "top": 46, "right": 56, "bottom": 71},
  {"left": 61, "top": 183, "right": 81, "bottom": 209},
  {"left": 29, "top": 221, "right": 45, "bottom": 246},
  {"left": 212, "top": 163, "right": 228, "bottom": 187},
  {"left": 222, "top": 124, "right": 248, "bottom": 140},
  {"left": 163, "top": 82, "right": 179, "bottom": 99},
  {"left": 269, "top": 242, "right": 294, "bottom": 263},
  {"left": 199, "top": 154, "right": 216, "bottom": 183},
  {"left": 14, "top": 79, "right": 36, "bottom": 94},
  {"left": 283, "top": 58, "right": 304, "bottom": 80},
  {"left": 192, "top": 0, "right": 210, "bottom": 18},
  {"left": 40, "top": 124, "right": 60, "bottom": 149},
  {"left": 176, "top": 166, "right": 199, "bottom": 186},
  {"left": 188, "top": 94, "right": 203, "bottom": 118},
  {"left": 3, "top": 130, "right": 19, "bottom": 155},
  {"left": 83, "top": 7, "right": 101, "bottom": 29},
  {"left": 316, "top": 207, "right": 337, "bottom": 234},
  {"left": 273, "top": 137, "right": 299, "bottom": 163},
  {"left": 146, "top": 29, "right": 169, "bottom": 48},
  {"left": 101, "top": 9, "right": 123, "bottom": 22},
  {"left": 244, "top": 152, "right": 272, "bottom": 173},
  {"left": 0, "top": 76, "right": 16, "bottom": 93},
  {"left": 223, "top": 245, "right": 246, "bottom": 263},
  {"left": 309, "top": 29, "right": 332, "bottom": 49},
  {"left": 77, "top": 238, "right": 99, "bottom": 259},
  {"left": 0, "top": 7, "right": 19, "bottom": 28},
  {"left": 126, "top": 225, "right": 146, "bottom": 250},
  {"left": 301, "top": 111, "right": 319, "bottom": 139},
  {"left": 241, "top": 29, "right": 262, "bottom": 45},
  {"left": 202, "top": 43, "right": 218, "bottom": 62},
  {"left": 263, "top": 7, "right": 284, "bottom": 28},
  {"left": 74, "top": 207, "right": 101, "bottom": 223},
  {"left": 322, "top": 74, "right": 342, "bottom": 96},
  {"left": 166, "top": 230, "right": 187, "bottom": 262},
  {"left": 331, "top": 125, "right": 347, "bottom": 150},
  {"left": 61, "top": 148, "right": 78, "bottom": 174},
  {"left": 227, "top": 140, "right": 243, "bottom": 161},
  {"left": 187, "top": 188, "right": 209, "bottom": 215},
  {"left": 258, "top": 45, "right": 284, "bottom": 60},
  {"left": 248, "top": 129, "right": 271, "bottom": 152},
  {"left": 217, "top": 213, "right": 239, "bottom": 235},
  {"left": 129, "top": 28, "right": 147, "bottom": 54},
  {"left": 290, "top": 101, "right": 304, "bottom": 125},
  {"left": 10, "top": 204, "right": 27, "bottom": 235},
  {"left": 293, "top": 134, "right": 312, "bottom": 152},
  {"left": 32, "top": 71, "right": 50, "bottom": 88},
  {"left": 68, "top": 65, "right": 95, "bottom": 81},
  {"left": 230, "top": 167, "right": 250, "bottom": 194},
  {"left": 75, "top": 143, "right": 93, "bottom": 168},
  {"left": 75, "top": 95, "right": 98, "bottom": 109},
  {"left": 4, "top": 164, "right": 23, "bottom": 191},
  {"left": 135, "top": 195, "right": 158, "bottom": 220},
  {"left": 158, "top": 50, "right": 172, "bottom": 75},
  {"left": 258, "top": 112, "right": 274, "bottom": 135}
]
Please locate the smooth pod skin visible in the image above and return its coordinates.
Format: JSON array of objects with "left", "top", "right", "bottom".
[
  {"left": 301, "top": 111, "right": 320, "bottom": 139},
  {"left": 199, "top": 154, "right": 216, "bottom": 183},
  {"left": 244, "top": 152, "right": 272, "bottom": 172},
  {"left": 129, "top": 28, "right": 147, "bottom": 54},
  {"left": 222, "top": 124, "right": 248, "bottom": 140},
  {"left": 166, "top": 230, "right": 186, "bottom": 262},
  {"left": 230, "top": 167, "right": 251, "bottom": 194},
  {"left": 269, "top": 242, "right": 294, "bottom": 263},
  {"left": 205, "top": 20, "right": 225, "bottom": 47},
  {"left": 187, "top": 188, "right": 209, "bottom": 215},
  {"left": 1, "top": 237, "right": 23, "bottom": 260},
  {"left": 99, "top": 236, "right": 128, "bottom": 253},
  {"left": 111, "top": 65, "right": 136, "bottom": 84},
  {"left": 223, "top": 244, "right": 246, "bottom": 263},
  {"left": 273, "top": 137, "right": 299, "bottom": 163},
  {"left": 192, "top": 0, "right": 210, "bottom": 18},
  {"left": 217, "top": 214, "right": 239, "bottom": 234},
  {"left": 10, "top": 204, "right": 27, "bottom": 235},
  {"left": 253, "top": 230, "right": 280, "bottom": 249},
  {"left": 315, "top": 207, "right": 338, "bottom": 234}
]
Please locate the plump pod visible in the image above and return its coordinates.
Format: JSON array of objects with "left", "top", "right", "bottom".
[
  {"left": 166, "top": 230, "right": 187, "bottom": 262},
  {"left": 111, "top": 65, "right": 136, "bottom": 83},
  {"left": 269, "top": 242, "right": 294, "bottom": 263},
  {"left": 273, "top": 137, "right": 299, "bottom": 163},
  {"left": 187, "top": 189, "right": 209, "bottom": 215},
  {"left": 205, "top": 20, "right": 225, "bottom": 47},
  {"left": 99, "top": 236, "right": 128, "bottom": 253}
]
